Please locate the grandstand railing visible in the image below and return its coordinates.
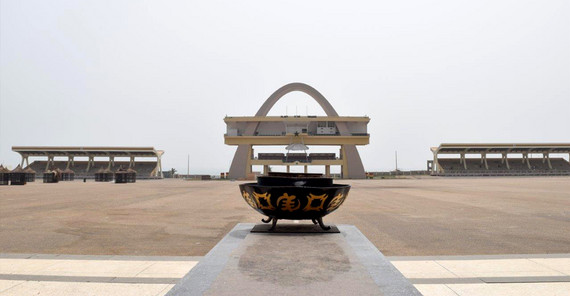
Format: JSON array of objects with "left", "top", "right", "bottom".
[{"left": 434, "top": 170, "right": 570, "bottom": 176}]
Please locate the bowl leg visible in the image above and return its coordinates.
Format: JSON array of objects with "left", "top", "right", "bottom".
[
  {"left": 317, "top": 217, "right": 331, "bottom": 231},
  {"left": 269, "top": 218, "right": 278, "bottom": 231},
  {"left": 261, "top": 217, "right": 273, "bottom": 223},
  {"left": 311, "top": 219, "right": 318, "bottom": 225}
]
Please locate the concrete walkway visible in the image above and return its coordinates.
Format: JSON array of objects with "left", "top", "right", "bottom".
[
  {"left": 1, "top": 253, "right": 569, "bottom": 295},
  {"left": 390, "top": 254, "right": 570, "bottom": 296},
  {"left": 0, "top": 254, "right": 199, "bottom": 296}
]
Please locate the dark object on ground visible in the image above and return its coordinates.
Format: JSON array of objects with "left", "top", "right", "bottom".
[
  {"left": 61, "top": 169, "right": 75, "bottom": 181},
  {"left": 0, "top": 165, "right": 10, "bottom": 185},
  {"left": 10, "top": 165, "right": 27, "bottom": 185},
  {"left": 43, "top": 169, "right": 60, "bottom": 183},
  {"left": 95, "top": 168, "right": 113, "bottom": 182},
  {"left": 24, "top": 167, "right": 36, "bottom": 182},
  {"left": 115, "top": 166, "right": 136, "bottom": 183}
]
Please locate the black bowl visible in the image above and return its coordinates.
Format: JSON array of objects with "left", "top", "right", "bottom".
[{"left": 239, "top": 182, "right": 350, "bottom": 220}]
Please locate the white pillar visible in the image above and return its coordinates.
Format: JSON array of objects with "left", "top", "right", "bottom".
[
  {"left": 502, "top": 153, "right": 510, "bottom": 170},
  {"left": 86, "top": 156, "right": 94, "bottom": 172},
  {"left": 45, "top": 156, "right": 53, "bottom": 171},
  {"left": 157, "top": 155, "right": 163, "bottom": 178},
  {"left": 544, "top": 153, "right": 552, "bottom": 169},
  {"left": 523, "top": 153, "right": 531, "bottom": 169},
  {"left": 66, "top": 156, "right": 73, "bottom": 170}
]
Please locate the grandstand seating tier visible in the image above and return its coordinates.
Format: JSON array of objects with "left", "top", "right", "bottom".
[
  {"left": 27, "top": 161, "right": 159, "bottom": 179},
  {"left": 436, "top": 158, "right": 570, "bottom": 176}
]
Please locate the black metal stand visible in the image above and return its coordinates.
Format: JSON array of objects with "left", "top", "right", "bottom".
[
  {"left": 261, "top": 216, "right": 330, "bottom": 231},
  {"left": 270, "top": 218, "right": 278, "bottom": 231},
  {"left": 316, "top": 217, "right": 331, "bottom": 231}
]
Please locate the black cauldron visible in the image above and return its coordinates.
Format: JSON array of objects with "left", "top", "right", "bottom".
[{"left": 239, "top": 172, "right": 350, "bottom": 230}]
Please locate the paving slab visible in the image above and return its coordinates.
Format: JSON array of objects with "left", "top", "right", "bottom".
[
  {"left": 166, "top": 223, "right": 421, "bottom": 296},
  {"left": 528, "top": 258, "right": 570, "bottom": 275},
  {"left": 414, "top": 284, "right": 458, "bottom": 296},
  {"left": 135, "top": 261, "right": 198, "bottom": 278},
  {"left": 0, "top": 281, "right": 173, "bottom": 296},
  {"left": 446, "top": 282, "right": 570, "bottom": 296},
  {"left": 435, "top": 259, "right": 565, "bottom": 278},
  {"left": 391, "top": 260, "right": 459, "bottom": 279},
  {"left": 0, "top": 280, "right": 25, "bottom": 293}
]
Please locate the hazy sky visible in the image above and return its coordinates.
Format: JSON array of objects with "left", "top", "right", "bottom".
[{"left": 1, "top": 0, "right": 569, "bottom": 174}]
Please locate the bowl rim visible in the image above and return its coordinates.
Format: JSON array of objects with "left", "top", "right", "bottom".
[{"left": 240, "top": 182, "right": 350, "bottom": 189}]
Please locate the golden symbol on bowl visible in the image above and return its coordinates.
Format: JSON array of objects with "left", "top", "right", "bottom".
[
  {"left": 303, "top": 193, "right": 328, "bottom": 211},
  {"left": 252, "top": 192, "right": 275, "bottom": 210},
  {"left": 276, "top": 193, "right": 300, "bottom": 212}
]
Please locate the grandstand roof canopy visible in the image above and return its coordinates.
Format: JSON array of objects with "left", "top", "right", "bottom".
[
  {"left": 12, "top": 146, "right": 164, "bottom": 158},
  {"left": 431, "top": 143, "right": 570, "bottom": 154}
]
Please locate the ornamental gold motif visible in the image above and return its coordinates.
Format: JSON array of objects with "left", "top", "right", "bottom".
[
  {"left": 276, "top": 193, "right": 300, "bottom": 212},
  {"left": 303, "top": 193, "right": 328, "bottom": 211},
  {"left": 327, "top": 193, "right": 345, "bottom": 211},
  {"left": 252, "top": 192, "right": 275, "bottom": 210},
  {"left": 242, "top": 191, "right": 257, "bottom": 209}
]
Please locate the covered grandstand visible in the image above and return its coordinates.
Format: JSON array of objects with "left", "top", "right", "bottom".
[
  {"left": 12, "top": 146, "right": 164, "bottom": 179},
  {"left": 429, "top": 143, "right": 570, "bottom": 176}
]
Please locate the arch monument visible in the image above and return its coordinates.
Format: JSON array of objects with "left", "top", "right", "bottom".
[{"left": 224, "top": 83, "right": 369, "bottom": 179}]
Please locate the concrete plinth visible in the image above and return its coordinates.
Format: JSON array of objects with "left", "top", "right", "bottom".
[{"left": 166, "top": 223, "right": 421, "bottom": 296}]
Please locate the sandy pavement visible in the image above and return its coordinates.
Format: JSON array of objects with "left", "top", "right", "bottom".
[{"left": 1, "top": 177, "right": 569, "bottom": 256}]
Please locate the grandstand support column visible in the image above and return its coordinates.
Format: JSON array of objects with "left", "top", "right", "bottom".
[
  {"left": 325, "top": 165, "right": 331, "bottom": 177},
  {"left": 45, "top": 156, "right": 54, "bottom": 171},
  {"left": 107, "top": 156, "right": 114, "bottom": 170},
  {"left": 543, "top": 153, "right": 552, "bottom": 169},
  {"left": 129, "top": 156, "right": 135, "bottom": 168},
  {"left": 66, "top": 156, "right": 74, "bottom": 170},
  {"left": 502, "top": 153, "right": 510, "bottom": 170},
  {"left": 433, "top": 151, "right": 442, "bottom": 173},
  {"left": 523, "top": 153, "right": 531, "bottom": 169},
  {"left": 304, "top": 165, "right": 308, "bottom": 173},
  {"left": 286, "top": 165, "right": 290, "bottom": 173},
  {"left": 460, "top": 153, "right": 467, "bottom": 170},
  {"left": 156, "top": 154, "right": 163, "bottom": 178},
  {"left": 482, "top": 153, "right": 488, "bottom": 170},
  {"left": 86, "top": 156, "right": 94, "bottom": 172},
  {"left": 21, "top": 156, "right": 29, "bottom": 167}
]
